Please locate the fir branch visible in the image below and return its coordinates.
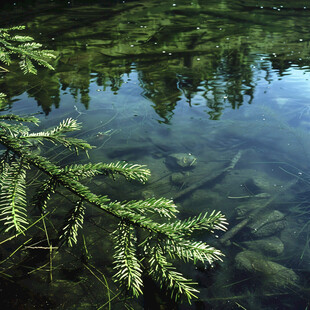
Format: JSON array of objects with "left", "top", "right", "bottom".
[
  {"left": 57, "top": 161, "right": 150, "bottom": 183},
  {"left": 110, "top": 197, "right": 178, "bottom": 218},
  {"left": 62, "top": 163, "right": 100, "bottom": 179},
  {"left": 0, "top": 93, "right": 6, "bottom": 102},
  {"left": 112, "top": 222, "right": 143, "bottom": 297},
  {"left": 22, "top": 118, "right": 81, "bottom": 137},
  {"left": 0, "top": 120, "right": 30, "bottom": 137},
  {"left": 21, "top": 118, "right": 92, "bottom": 152},
  {"left": 0, "top": 131, "right": 180, "bottom": 236},
  {"left": 0, "top": 114, "right": 229, "bottom": 303},
  {"left": 164, "top": 238, "right": 224, "bottom": 265},
  {"left": 59, "top": 200, "right": 85, "bottom": 247},
  {"left": 148, "top": 246, "right": 199, "bottom": 303},
  {"left": 49, "top": 118, "right": 82, "bottom": 134},
  {"left": 0, "top": 121, "right": 227, "bottom": 272},
  {"left": 31, "top": 177, "right": 57, "bottom": 212},
  {"left": 0, "top": 159, "right": 28, "bottom": 233},
  {"left": 167, "top": 210, "right": 228, "bottom": 236},
  {"left": 99, "top": 161, "right": 151, "bottom": 183},
  {"left": 0, "top": 26, "right": 55, "bottom": 74},
  {"left": 0, "top": 114, "right": 39, "bottom": 124},
  {"left": 0, "top": 149, "right": 11, "bottom": 170}
]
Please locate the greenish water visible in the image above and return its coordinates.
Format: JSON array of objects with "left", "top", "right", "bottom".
[{"left": 1, "top": 0, "right": 310, "bottom": 309}]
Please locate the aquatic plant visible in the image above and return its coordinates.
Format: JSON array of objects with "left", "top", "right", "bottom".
[{"left": 0, "top": 26, "right": 228, "bottom": 305}]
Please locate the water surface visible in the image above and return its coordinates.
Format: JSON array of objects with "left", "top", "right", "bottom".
[{"left": 1, "top": 0, "right": 310, "bottom": 309}]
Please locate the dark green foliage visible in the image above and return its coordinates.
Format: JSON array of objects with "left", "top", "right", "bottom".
[
  {"left": 0, "top": 157, "right": 28, "bottom": 233},
  {"left": 31, "top": 177, "right": 57, "bottom": 212},
  {"left": 21, "top": 118, "right": 92, "bottom": 153},
  {"left": 113, "top": 222, "right": 143, "bottom": 297},
  {"left": 62, "top": 161, "right": 150, "bottom": 182},
  {"left": 60, "top": 200, "right": 86, "bottom": 247},
  {"left": 0, "top": 25, "right": 55, "bottom": 74},
  {"left": 0, "top": 115, "right": 227, "bottom": 302},
  {"left": 148, "top": 246, "right": 199, "bottom": 302}
]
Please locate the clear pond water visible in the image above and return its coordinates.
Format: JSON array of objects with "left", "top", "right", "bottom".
[{"left": 1, "top": 0, "right": 310, "bottom": 309}]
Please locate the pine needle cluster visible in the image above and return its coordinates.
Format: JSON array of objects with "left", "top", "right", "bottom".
[{"left": 0, "top": 25, "right": 55, "bottom": 74}]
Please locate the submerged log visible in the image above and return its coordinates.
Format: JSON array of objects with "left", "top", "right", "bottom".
[
  {"left": 174, "top": 150, "right": 242, "bottom": 201},
  {"left": 219, "top": 178, "right": 297, "bottom": 245}
]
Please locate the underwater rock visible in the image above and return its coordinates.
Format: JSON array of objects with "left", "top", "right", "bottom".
[
  {"left": 249, "top": 210, "right": 286, "bottom": 238},
  {"left": 245, "top": 176, "right": 278, "bottom": 194},
  {"left": 166, "top": 153, "right": 197, "bottom": 170},
  {"left": 242, "top": 236, "right": 284, "bottom": 256},
  {"left": 235, "top": 250, "right": 298, "bottom": 289},
  {"left": 141, "top": 189, "right": 155, "bottom": 199},
  {"left": 236, "top": 201, "right": 263, "bottom": 218},
  {"left": 170, "top": 172, "right": 185, "bottom": 186}
]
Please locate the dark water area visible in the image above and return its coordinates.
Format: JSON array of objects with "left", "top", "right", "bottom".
[{"left": 1, "top": 0, "right": 310, "bottom": 309}]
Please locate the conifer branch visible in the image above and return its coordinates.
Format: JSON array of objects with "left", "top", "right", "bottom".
[
  {"left": 0, "top": 127, "right": 228, "bottom": 238},
  {"left": 164, "top": 239, "right": 224, "bottom": 264},
  {"left": 112, "top": 222, "right": 143, "bottom": 297},
  {"left": 167, "top": 210, "right": 228, "bottom": 236},
  {"left": 31, "top": 177, "right": 57, "bottom": 212},
  {"left": 109, "top": 197, "right": 178, "bottom": 218},
  {"left": 99, "top": 161, "right": 151, "bottom": 183},
  {"left": 0, "top": 114, "right": 40, "bottom": 124},
  {"left": 0, "top": 120, "right": 31, "bottom": 137},
  {"left": 0, "top": 159, "right": 28, "bottom": 233},
  {"left": 21, "top": 118, "right": 92, "bottom": 152},
  {"left": 0, "top": 114, "right": 228, "bottom": 304},
  {"left": 59, "top": 200, "right": 85, "bottom": 247},
  {"left": 148, "top": 246, "right": 199, "bottom": 303},
  {"left": 62, "top": 161, "right": 150, "bottom": 183},
  {"left": 0, "top": 25, "right": 55, "bottom": 74},
  {"left": 0, "top": 93, "right": 6, "bottom": 103}
]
